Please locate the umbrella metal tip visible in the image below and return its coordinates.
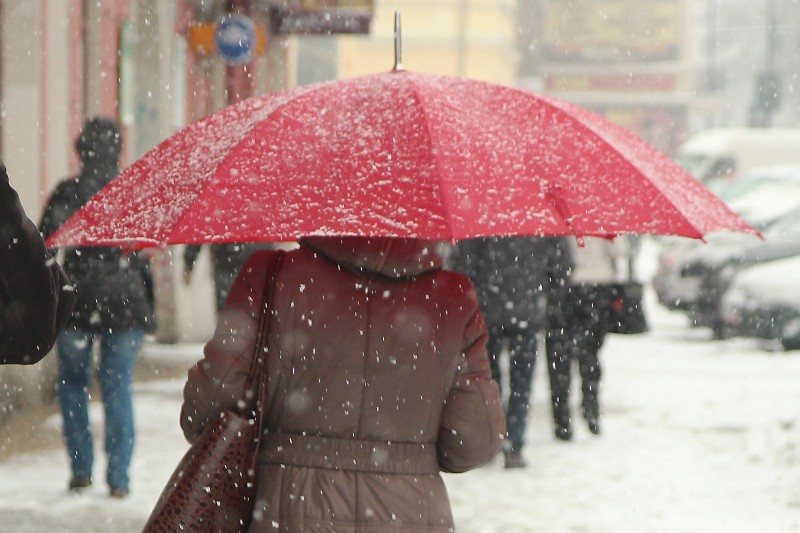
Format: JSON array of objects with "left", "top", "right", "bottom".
[{"left": 393, "top": 10, "right": 404, "bottom": 71}]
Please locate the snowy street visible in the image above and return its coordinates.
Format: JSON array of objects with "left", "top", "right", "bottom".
[
  {"left": 2, "top": 274, "right": 800, "bottom": 532},
  {"left": 3, "top": 1, "right": 799, "bottom": 531}
]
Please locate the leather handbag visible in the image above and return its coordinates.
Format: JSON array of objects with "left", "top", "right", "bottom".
[
  {"left": 608, "top": 281, "right": 649, "bottom": 334},
  {"left": 142, "top": 251, "right": 283, "bottom": 533}
]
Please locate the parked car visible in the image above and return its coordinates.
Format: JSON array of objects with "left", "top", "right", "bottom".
[
  {"left": 721, "top": 255, "right": 800, "bottom": 350},
  {"left": 676, "top": 129, "right": 800, "bottom": 182},
  {"left": 685, "top": 213, "right": 800, "bottom": 337},
  {"left": 654, "top": 202, "right": 800, "bottom": 337},
  {"left": 654, "top": 165, "right": 800, "bottom": 265},
  {"left": 653, "top": 232, "right": 757, "bottom": 315},
  {"left": 705, "top": 164, "right": 800, "bottom": 205}
]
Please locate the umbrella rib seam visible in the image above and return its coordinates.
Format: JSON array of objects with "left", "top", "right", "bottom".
[
  {"left": 405, "top": 75, "right": 458, "bottom": 241},
  {"left": 530, "top": 92, "right": 708, "bottom": 239},
  {"left": 167, "top": 86, "right": 323, "bottom": 245}
]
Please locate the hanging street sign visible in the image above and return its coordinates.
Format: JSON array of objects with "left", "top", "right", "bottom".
[
  {"left": 268, "top": 1, "right": 374, "bottom": 35},
  {"left": 215, "top": 14, "right": 257, "bottom": 64}
]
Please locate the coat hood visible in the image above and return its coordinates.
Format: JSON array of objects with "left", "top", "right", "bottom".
[
  {"left": 69, "top": 117, "right": 123, "bottom": 198},
  {"left": 75, "top": 116, "right": 122, "bottom": 165},
  {"left": 300, "top": 236, "right": 443, "bottom": 278}
]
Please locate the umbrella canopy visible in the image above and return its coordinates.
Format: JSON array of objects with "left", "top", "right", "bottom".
[{"left": 47, "top": 69, "right": 757, "bottom": 250}]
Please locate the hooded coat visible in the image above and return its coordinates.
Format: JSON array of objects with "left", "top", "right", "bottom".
[
  {"left": 0, "top": 163, "right": 74, "bottom": 364},
  {"left": 181, "top": 237, "right": 505, "bottom": 532},
  {"left": 38, "top": 118, "right": 156, "bottom": 333}
]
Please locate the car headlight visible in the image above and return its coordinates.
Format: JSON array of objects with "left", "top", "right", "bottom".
[
  {"left": 718, "top": 264, "right": 739, "bottom": 285},
  {"left": 722, "top": 285, "right": 747, "bottom": 308}
]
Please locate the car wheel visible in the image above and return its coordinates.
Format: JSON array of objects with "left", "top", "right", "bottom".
[
  {"left": 780, "top": 318, "right": 800, "bottom": 351},
  {"left": 711, "top": 319, "right": 730, "bottom": 340},
  {"left": 780, "top": 336, "right": 800, "bottom": 351}
]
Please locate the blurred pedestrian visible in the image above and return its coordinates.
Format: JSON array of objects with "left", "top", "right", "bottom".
[
  {"left": 180, "top": 237, "right": 504, "bottom": 531},
  {"left": 545, "top": 236, "right": 627, "bottom": 441},
  {"left": 182, "top": 242, "right": 272, "bottom": 311},
  {"left": 0, "top": 161, "right": 74, "bottom": 364},
  {"left": 449, "top": 236, "right": 569, "bottom": 468},
  {"left": 39, "top": 117, "right": 156, "bottom": 498}
]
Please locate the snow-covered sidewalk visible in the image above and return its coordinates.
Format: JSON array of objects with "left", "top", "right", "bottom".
[{"left": 2, "top": 294, "right": 800, "bottom": 532}]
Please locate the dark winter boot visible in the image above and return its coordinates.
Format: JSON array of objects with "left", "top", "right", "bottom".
[
  {"left": 503, "top": 449, "right": 528, "bottom": 469},
  {"left": 68, "top": 475, "right": 92, "bottom": 493},
  {"left": 582, "top": 392, "right": 600, "bottom": 435},
  {"left": 554, "top": 424, "right": 573, "bottom": 441}
]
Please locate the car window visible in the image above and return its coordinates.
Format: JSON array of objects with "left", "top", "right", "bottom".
[
  {"left": 763, "top": 209, "right": 800, "bottom": 238},
  {"left": 706, "top": 157, "right": 736, "bottom": 180},
  {"left": 710, "top": 167, "right": 800, "bottom": 202},
  {"left": 709, "top": 177, "right": 766, "bottom": 201},
  {"left": 728, "top": 182, "right": 800, "bottom": 228}
]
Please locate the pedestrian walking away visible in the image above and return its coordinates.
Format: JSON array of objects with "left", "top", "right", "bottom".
[
  {"left": 0, "top": 161, "right": 74, "bottom": 364},
  {"left": 545, "top": 236, "right": 628, "bottom": 441},
  {"left": 449, "top": 236, "right": 569, "bottom": 468},
  {"left": 182, "top": 242, "right": 273, "bottom": 312},
  {"left": 39, "top": 117, "right": 157, "bottom": 498},
  {"left": 180, "top": 237, "right": 505, "bottom": 532}
]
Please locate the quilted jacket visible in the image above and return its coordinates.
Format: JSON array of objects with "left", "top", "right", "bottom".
[{"left": 181, "top": 237, "right": 504, "bottom": 532}]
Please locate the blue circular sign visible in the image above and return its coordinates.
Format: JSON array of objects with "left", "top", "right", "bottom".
[{"left": 215, "top": 14, "right": 256, "bottom": 64}]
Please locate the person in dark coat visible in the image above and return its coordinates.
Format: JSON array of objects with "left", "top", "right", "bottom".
[
  {"left": 181, "top": 237, "right": 505, "bottom": 531},
  {"left": 545, "top": 237, "right": 626, "bottom": 441},
  {"left": 183, "top": 242, "right": 272, "bottom": 311},
  {"left": 0, "top": 162, "right": 74, "bottom": 364},
  {"left": 39, "top": 117, "right": 156, "bottom": 498},
  {"left": 449, "top": 236, "right": 570, "bottom": 468}
]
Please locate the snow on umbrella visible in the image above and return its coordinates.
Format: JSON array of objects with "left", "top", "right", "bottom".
[{"left": 46, "top": 69, "right": 757, "bottom": 250}]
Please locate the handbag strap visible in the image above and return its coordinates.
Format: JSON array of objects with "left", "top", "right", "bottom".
[{"left": 241, "top": 250, "right": 284, "bottom": 411}]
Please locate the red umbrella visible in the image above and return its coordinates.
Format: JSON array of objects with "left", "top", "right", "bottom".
[{"left": 47, "top": 69, "right": 756, "bottom": 250}]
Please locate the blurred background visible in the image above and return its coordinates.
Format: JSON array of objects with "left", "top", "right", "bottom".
[{"left": 3, "top": 0, "right": 800, "bottom": 415}]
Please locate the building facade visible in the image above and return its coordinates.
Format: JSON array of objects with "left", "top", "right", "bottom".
[{"left": 531, "top": 0, "right": 694, "bottom": 155}]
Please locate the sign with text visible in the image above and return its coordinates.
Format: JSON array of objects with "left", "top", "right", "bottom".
[
  {"left": 544, "top": 72, "right": 678, "bottom": 93},
  {"left": 268, "top": 0, "right": 371, "bottom": 9},
  {"left": 541, "top": 0, "right": 681, "bottom": 63},
  {"left": 268, "top": 0, "right": 373, "bottom": 34}
]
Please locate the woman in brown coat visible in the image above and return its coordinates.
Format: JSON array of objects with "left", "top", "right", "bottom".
[{"left": 181, "top": 236, "right": 505, "bottom": 532}]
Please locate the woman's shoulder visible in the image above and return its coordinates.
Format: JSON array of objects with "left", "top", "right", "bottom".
[
  {"left": 437, "top": 267, "right": 474, "bottom": 291},
  {"left": 237, "top": 248, "right": 290, "bottom": 282},
  {"left": 428, "top": 269, "right": 481, "bottom": 314}
]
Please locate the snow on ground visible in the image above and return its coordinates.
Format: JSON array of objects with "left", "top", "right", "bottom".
[{"left": 2, "top": 241, "right": 800, "bottom": 532}]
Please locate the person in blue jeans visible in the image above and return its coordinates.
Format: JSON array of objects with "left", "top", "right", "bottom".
[
  {"left": 56, "top": 329, "right": 144, "bottom": 493},
  {"left": 40, "top": 118, "right": 156, "bottom": 498}
]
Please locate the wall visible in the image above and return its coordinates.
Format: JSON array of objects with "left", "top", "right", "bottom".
[
  {"left": 1, "top": 0, "right": 73, "bottom": 219},
  {"left": 536, "top": 0, "right": 693, "bottom": 154},
  {"left": 338, "top": 0, "right": 518, "bottom": 84},
  {"left": 0, "top": 0, "right": 74, "bottom": 414}
]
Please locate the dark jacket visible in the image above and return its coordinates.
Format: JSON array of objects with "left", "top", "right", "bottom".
[
  {"left": 449, "top": 236, "right": 572, "bottom": 329},
  {"left": 184, "top": 242, "right": 272, "bottom": 310},
  {"left": 0, "top": 164, "right": 74, "bottom": 364},
  {"left": 183, "top": 243, "right": 267, "bottom": 278},
  {"left": 181, "top": 237, "right": 505, "bottom": 532},
  {"left": 38, "top": 118, "right": 156, "bottom": 334}
]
